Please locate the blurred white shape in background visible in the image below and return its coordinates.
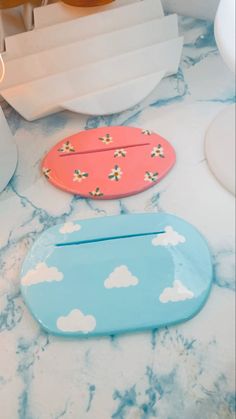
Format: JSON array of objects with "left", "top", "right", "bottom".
[
  {"left": 162, "top": 0, "right": 220, "bottom": 20},
  {"left": 205, "top": 0, "right": 235, "bottom": 195}
]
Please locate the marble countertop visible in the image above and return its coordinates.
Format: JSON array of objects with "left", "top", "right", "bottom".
[{"left": 0, "top": 16, "right": 235, "bottom": 419}]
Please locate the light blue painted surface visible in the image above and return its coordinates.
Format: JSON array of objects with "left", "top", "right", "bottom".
[
  {"left": 20, "top": 214, "right": 212, "bottom": 336},
  {"left": 0, "top": 16, "right": 235, "bottom": 419}
]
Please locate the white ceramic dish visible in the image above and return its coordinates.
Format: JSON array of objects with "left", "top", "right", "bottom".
[
  {"left": 205, "top": 104, "right": 235, "bottom": 195},
  {"left": 2, "top": 15, "right": 178, "bottom": 89},
  {"left": 205, "top": 0, "right": 235, "bottom": 195}
]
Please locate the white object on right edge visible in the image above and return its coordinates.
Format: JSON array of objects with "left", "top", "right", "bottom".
[
  {"left": 214, "top": 0, "right": 235, "bottom": 73},
  {"left": 205, "top": 104, "right": 235, "bottom": 195},
  {"left": 205, "top": 0, "right": 235, "bottom": 195}
]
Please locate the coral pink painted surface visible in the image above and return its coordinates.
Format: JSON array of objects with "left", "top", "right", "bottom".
[{"left": 42, "top": 126, "right": 176, "bottom": 199}]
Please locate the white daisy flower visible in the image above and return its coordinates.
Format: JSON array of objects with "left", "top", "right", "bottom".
[
  {"left": 114, "top": 149, "right": 127, "bottom": 158},
  {"left": 99, "top": 134, "right": 113, "bottom": 144},
  {"left": 58, "top": 141, "right": 75, "bottom": 153},
  {"left": 142, "top": 129, "right": 152, "bottom": 136},
  {"left": 42, "top": 168, "right": 51, "bottom": 179},
  {"left": 89, "top": 187, "right": 104, "bottom": 197},
  {"left": 108, "top": 165, "right": 123, "bottom": 182},
  {"left": 151, "top": 144, "right": 165, "bottom": 158},
  {"left": 144, "top": 171, "right": 158, "bottom": 183},
  {"left": 73, "top": 169, "right": 89, "bottom": 182}
]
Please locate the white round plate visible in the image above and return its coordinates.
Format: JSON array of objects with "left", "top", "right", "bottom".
[{"left": 205, "top": 104, "right": 235, "bottom": 195}]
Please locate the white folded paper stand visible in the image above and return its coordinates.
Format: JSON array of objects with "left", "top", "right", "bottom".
[{"left": 0, "top": 0, "right": 183, "bottom": 121}]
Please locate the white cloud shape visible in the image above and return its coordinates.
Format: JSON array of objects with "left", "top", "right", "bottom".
[
  {"left": 21, "top": 262, "right": 63, "bottom": 286},
  {"left": 159, "top": 280, "right": 194, "bottom": 303},
  {"left": 152, "top": 226, "right": 186, "bottom": 247},
  {"left": 57, "top": 309, "right": 96, "bottom": 333},
  {"left": 104, "top": 265, "right": 139, "bottom": 289},
  {"left": 59, "top": 222, "right": 81, "bottom": 234}
]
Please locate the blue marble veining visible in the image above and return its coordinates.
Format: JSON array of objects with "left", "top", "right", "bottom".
[
  {"left": 86, "top": 385, "right": 96, "bottom": 412},
  {"left": 0, "top": 16, "right": 235, "bottom": 419},
  {"left": 0, "top": 291, "right": 23, "bottom": 332}
]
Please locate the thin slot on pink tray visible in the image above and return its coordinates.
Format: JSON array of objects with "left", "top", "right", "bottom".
[{"left": 59, "top": 142, "right": 150, "bottom": 157}]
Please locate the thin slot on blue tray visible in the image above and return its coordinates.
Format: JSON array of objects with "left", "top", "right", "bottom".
[{"left": 55, "top": 231, "right": 165, "bottom": 247}]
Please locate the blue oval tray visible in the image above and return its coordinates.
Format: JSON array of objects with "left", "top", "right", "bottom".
[{"left": 20, "top": 214, "right": 213, "bottom": 337}]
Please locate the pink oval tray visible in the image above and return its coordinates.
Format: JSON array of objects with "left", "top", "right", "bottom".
[{"left": 42, "top": 126, "right": 176, "bottom": 199}]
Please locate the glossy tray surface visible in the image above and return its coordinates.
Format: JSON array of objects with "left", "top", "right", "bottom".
[
  {"left": 42, "top": 126, "right": 176, "bottom": 199},
  {"left": 20, "top": 214, "right": 213, "bottom": 337}
]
